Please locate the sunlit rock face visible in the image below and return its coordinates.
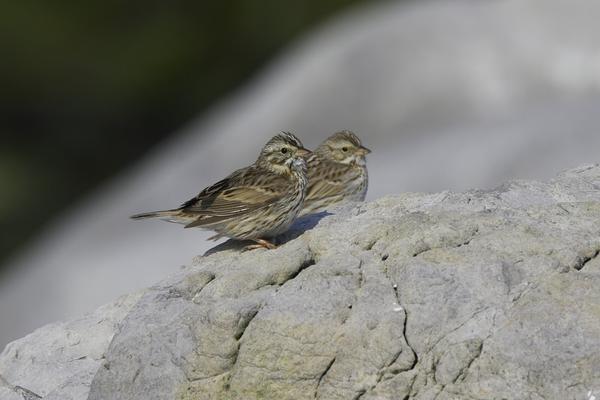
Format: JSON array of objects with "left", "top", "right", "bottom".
[
  {"left": 1, "top": 165, "right": 600, "bottom": 399},
  {"left": 2, "top": 0, "right": 600, "bottom": 348}
]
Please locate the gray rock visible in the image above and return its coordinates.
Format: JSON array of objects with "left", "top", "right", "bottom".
[
  {"left": 4, "top": 0, "right": 600, "bottom": 348},
  {"left": 4, "top": 164, "right": 600, "bottom": 399},
  {"left": 0, "top": 375, "right": 41, "bottom": 400},
  {"left": 0, "top": 292, "right": 142, "bottom": 400}
]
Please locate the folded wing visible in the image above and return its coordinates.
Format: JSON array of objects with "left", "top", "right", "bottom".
[
  {"left": 181, "top": 170, "right": 286, "bottom": 228},
  {"left": 306, "top": 162, "right": 353, "bottom": 202}
]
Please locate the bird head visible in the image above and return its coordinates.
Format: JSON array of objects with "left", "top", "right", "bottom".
[
  {"left": 316, "top": 130, "right": 371, "bottom": 166},
  {"left": 257, "top": 132, "right": 312, "bottom": 175}
]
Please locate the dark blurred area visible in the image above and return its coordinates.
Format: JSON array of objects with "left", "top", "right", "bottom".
[{"left": 0, "top": 0, "right": 367, "bottom": 268}]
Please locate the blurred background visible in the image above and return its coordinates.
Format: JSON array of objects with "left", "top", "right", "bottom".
[
  {"left": 0, "top": 0, "right": 366, "bottom": 275},
  {"left": 1, "top": 0, "right": 600, "bottom": 348}
]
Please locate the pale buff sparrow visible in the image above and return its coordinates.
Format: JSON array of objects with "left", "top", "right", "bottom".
[{"left": 301, "top": 130, "right": 370, "bottom": 216}]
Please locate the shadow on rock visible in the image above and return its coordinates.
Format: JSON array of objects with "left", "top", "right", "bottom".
[
  {"left": 279, "top": 211, "right": 331, "bottom": 242},
  {"left": 203, "top": 211, "right": 331, "bottom": 256}
]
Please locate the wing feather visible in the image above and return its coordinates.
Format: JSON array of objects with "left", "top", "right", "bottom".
[
  {"left": 306, "top": 161, "right": 355, "bottom": 201},
  {"left": 179, "top": 167, "right": 289, "bottom": 228}
]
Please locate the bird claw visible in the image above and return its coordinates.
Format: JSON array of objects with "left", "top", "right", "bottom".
[{"left": 243, "top": 239, "right": 278, "bottom": 251}]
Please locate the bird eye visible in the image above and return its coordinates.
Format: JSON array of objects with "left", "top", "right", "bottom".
[
  {"left": 342, "top": 147, "right": 349, "bottom": 152},
  {"left": 281, "top": 148, "right": 288, "bottom": 154}
]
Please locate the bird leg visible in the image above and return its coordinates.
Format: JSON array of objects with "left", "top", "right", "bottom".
[{"left": 243, "top": 238, "right": 278, "bottom": 251}]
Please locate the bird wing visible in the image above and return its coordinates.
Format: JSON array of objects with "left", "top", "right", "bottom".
[
  {"left": 306, "top": 161, "right": 354, "bottom": 201},
  {"left": 180, "top": 169, "right": 287, "bottom": 228}
]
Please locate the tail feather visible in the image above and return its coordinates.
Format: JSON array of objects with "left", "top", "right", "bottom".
[{"left": 130, "top": 210, "right": 178, "bottom": 220}]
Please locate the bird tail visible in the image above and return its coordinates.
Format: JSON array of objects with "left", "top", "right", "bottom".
[{"left": 130, "top": 209, "right": 179, "bottom": 220}]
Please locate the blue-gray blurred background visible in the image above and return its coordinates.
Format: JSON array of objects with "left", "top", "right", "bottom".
[{"left": 1, "top": 0, "right": 600, "bottom": 348}]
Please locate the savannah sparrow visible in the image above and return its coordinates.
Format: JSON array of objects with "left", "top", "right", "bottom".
[
  {"left": 300, "top": 130, "right": 370, "bottom": 216},
  {"left": 131, "top": 132, "right": 311, "bottom": 250}
]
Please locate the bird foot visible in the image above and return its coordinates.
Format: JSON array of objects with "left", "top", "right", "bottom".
[{"left": 243, "top": 239, "right": 278, "bottom": 251}]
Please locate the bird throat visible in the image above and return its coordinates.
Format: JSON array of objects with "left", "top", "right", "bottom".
[{"left": 269, "top": 162, "right": 293, "bottom": 176}]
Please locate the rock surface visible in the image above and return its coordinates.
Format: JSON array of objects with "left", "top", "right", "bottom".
[
  {"left": 2, "top": 164, "right": 600, "bottom": 399},
  {"left": 4, "top": 0, "right": 600, "bottom": 348},
  {"left": 0, "top": 293, "right": 142, "bottom": 400}
]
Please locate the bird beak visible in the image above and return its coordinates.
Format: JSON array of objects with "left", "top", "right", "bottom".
[
  {"left": 358, "top": 146, "right": 371, "bottom": 155},
  {"left": 296, "top": 147, "right": 312, "bottom": 158}
]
